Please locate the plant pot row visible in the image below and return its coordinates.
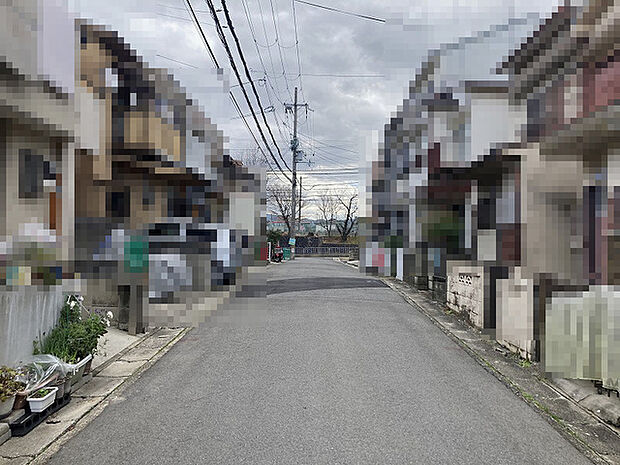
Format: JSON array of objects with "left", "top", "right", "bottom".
[{"left": 2, "top": 354, "right": 93, "bottom": 418}]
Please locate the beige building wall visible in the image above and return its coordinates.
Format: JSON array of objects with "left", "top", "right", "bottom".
[
  {"left": 519, "top": 144, "right": 587, "bottom": 284},
  {"left": 124, "top": 112, "right": 182, "bottom": 163},
  {"left": 78, "top": 40, "right": 113, "bottom": 181}
]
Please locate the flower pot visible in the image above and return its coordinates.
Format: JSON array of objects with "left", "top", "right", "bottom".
[
  {"left": 26, "top": 387, "right": 57, "bottom": 413},
  {"left": 13, "top": 391, "right": 27, "bottom": 410},
  {"left": 0, "top": 395, "right": 15, "bottom": 419}
]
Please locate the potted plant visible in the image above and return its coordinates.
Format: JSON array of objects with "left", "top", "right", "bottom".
[
  {"left": 26, "top": 387, "right": 57, "bottom": 413},
  {"left": 0, "top": 366, "right": 25, "bottom": 418},
  {"left": 34, "top": 295, "right": 107, "bottom": 384},
  {"left": 82, "top": 312, "right": 108, "bottom": 374}
]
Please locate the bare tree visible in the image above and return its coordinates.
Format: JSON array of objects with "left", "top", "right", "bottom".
[
  {"left": 335, "top": 193, "right": 358, "bottom": 242},
  {"left": 233, "top": 149, "right": 268, "bottom": 168},
  {"left": 267, "top": 179, "right": 306, "bottom": 236},
  {"left": 315, "top": 191, "right": 338, "bottom": 237},
  {"left": 267, "top": 182, "right": 293, "bottom": 234}
]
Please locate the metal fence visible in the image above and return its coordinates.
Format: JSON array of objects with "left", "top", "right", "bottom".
[{"left": 295, "top": 246, "right": 358, "bottom": 256}]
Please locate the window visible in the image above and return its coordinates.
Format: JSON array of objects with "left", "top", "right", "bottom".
[
  {"left": 19, "top": 149, "right": 44, "bottom": 199},
  {"left": 107, "top": 190, "right": 130, "bottom": 219}
]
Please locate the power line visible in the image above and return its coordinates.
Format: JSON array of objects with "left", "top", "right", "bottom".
[
  {"left": 200, "top": 0, "right": 289, "bottom": 172},
  {"left": 156, "top": 12, "right": 194, "bottom": 22},
  {"left": 184, "top": 1, "right": 219, "bottom": 67},
  {"left": 229, "top": 74, "right": 291, "bottom": 183},
  {"left": 293, "top": 0, "right": 385, "bottom": 23},
  {"left": 303, "top": 73, "right": 384, "bottom": 78},
  {"left": 255, "top": 0, "right": 293, "bottom": 101},
  {"left": 241, "top": 0, "right": 277, "bottom": 48},
  {"left": 218, "top": 0, "right": 291, "bottom": 171},
  {"left": 268, "top": 0, "right": 296, "bottom": 98},
  {"left": 267, "top": 168, "right": 359, "bottom": 174},
  {"left": 184, "top": 0, "right": 291, "bottom": 181},
  {"left": 284, "top": 125, "right": 359, "bottom": 163},
  {"left": 239, "top": 0, "right": 291, "bottom": 144},
  {"left": 296, "top": 132, "right": 358, "bottom": 155},
  {"left": 158, "top": 3, "right": 210, "bottom": 14},
  {"left": 156, "top": 54, "right": 199, "bottom": 69},
  {"left": 291, "top": 0, "right": 305, "bottom": 101},
  {"left": 269, "top": 0, "right": 296, "bottom": 49},
  {"left": 156, "top": 8, "right": 216, "bottom": 26}
]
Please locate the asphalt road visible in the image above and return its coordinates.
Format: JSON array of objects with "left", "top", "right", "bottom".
[{"left": 46, "top": 258, "right": 590, "bottom": 465}]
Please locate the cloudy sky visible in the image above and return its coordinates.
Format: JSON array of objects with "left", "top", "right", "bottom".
[{"left": 65, "top": 0, "right": 562, "bottom": 211}]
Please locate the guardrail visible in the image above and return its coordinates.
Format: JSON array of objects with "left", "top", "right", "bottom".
[{"left": 295, "top": 246, "right": 358, "bottom": 256}]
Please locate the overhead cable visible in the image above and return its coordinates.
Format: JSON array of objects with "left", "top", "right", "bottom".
[
  {"left": 185, "top": 0, "right": 291, "bottom": 181},
  {"left": 293, "top": 0, "right": 385, "bottom": 23},
  {"left": 291, "top": 0, "right": 305, "bottom": 101},
  {"left": 217, "top": 0, "right": 292, "bottom": 171}
]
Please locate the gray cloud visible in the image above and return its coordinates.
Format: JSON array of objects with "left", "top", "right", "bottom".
[{"left": 66, "top": 0, "right": 562, "bottom": 195}]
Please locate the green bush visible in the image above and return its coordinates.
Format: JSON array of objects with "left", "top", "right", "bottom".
[
  {"left": 267, "top": 229, "right": 284, "bottom": 246},
  {"left": 34, "top": 296, "right": 108, "bottom": 362},
  {"left": 59, "top": 295, "right": 81, "bottom": 327}
]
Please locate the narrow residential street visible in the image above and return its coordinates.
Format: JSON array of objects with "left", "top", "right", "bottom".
[{"left": 43, "top": 257, "right": 590, "bottom": 465}]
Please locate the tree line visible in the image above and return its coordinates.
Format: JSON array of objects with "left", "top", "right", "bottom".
[
  {"left": 234, "top": 150, "right": 358, "bottom": 242},
  {"left": 267, "top": 182, "right": 358, "bottom": 242}
]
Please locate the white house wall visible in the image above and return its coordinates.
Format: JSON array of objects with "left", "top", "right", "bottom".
[
  {"left": 469, "top": 95, "right": 526, "bottom": 161},
  {"left": 496, "top": 266, "right": 535, "bottom": 359}
]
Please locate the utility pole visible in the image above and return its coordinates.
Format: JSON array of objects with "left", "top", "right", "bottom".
[
  {"left": 291, "top": 87, "right": 298, "bottom": 258},
  {"left": 298, "top": 176, "right": 302, "bottom": 233},
  {"left": 284, "top": 87, "right": 307, "bottom": 259}
]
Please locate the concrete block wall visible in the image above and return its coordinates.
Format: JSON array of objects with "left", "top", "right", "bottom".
[
  {"left": 0, "top": 287, "right": 64, "bottom": 367},
  {"left": 446, "top": 261, "right": 485, "bottom": 328}
]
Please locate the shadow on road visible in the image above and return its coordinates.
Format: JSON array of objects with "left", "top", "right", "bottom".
[{"left": 267, "top": 277, "right": 387, "bottom": 295}]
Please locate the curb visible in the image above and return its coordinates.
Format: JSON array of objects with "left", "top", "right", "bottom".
[
  {"left": 90, "top": 327, "right": 163, "bottom": 377},
  {"left": 0, "top": 327, "right": 190, "bottom": 465},
  {"left": 334, "top": 257, "right": 359, "bottom": 270},
  {"left": 380, "top": 277, "right": 619, "bottom": 465}
]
